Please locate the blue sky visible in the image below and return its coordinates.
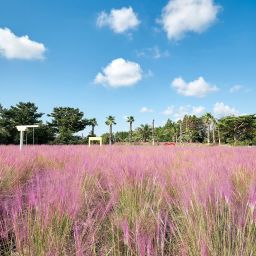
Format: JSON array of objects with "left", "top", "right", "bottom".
[{"left": 0, "top": 0, "right": 255, "bottom": 135}]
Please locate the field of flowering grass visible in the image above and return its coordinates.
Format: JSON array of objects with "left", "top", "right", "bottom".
[{"left": 0, "top": 145, "right": 256, "bottom": 255}]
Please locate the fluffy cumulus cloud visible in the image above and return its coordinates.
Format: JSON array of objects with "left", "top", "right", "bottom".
[
  {"left": 172, "top": 76, "right": 218, "bottom": 97},
  {"left": 97, "top": 7, "right": 140, "bottom": 33},
  {"left": 159, "top": 0, "right": 220, "bottom": 40},
  {"left": 95, "top": 58, "right": 143, "bottom": 88},
  {"left": 140, "top": 107, "right": 154, "bottom": 113},
  {"left": 0, "top": 27, "right": 46, "bottom": 60},
  {"left": 213, "top": 102, "right": 239, "bottom": 117},
  {"left": 162, "top": 105, "right": 205, "bottom": 120}
]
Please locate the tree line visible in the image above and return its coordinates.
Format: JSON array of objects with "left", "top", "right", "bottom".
[{"left": 0, "top": 102, "right": 255, "bottom": 145}]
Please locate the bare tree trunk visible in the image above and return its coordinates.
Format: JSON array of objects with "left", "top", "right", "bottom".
[
  {"left": 152, "top": 119, "right": 155, "bottom": 146},
  {"left": 207, "top": 125, "right": 210, "bottom": 145},
  {"left": 109, "top": 125, "right": 112, "bottom": 145},
  {"left": 179, "top": 122, "right": 182, "bottom": 143},
  {"left": 213, "top": 124, "right": 216, "bottom": 144},
  {"left": 218, "top": 127, "right": 221, "bottom": 145},
  {"left": 233, "top": 127, "right": 237, "bottom": 145},
  {"left": 234, "top": 135, "right": 237, "bottom": 146},
  {"left": 129, "top": 122, "right": 132, "bottom": 143},
  {"left": 33, "top": 128, "right": 35, "bottom": 145}
]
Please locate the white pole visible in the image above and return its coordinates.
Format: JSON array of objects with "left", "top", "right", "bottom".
[
  {"left": 20, "top": 131, "right": 24, "bottom": 150},
  {"left": 152, "top": 119, "right": 155, "bottom": 146},
  {"left": 33, "top": 127, "right": 35, "bottom": 145}
]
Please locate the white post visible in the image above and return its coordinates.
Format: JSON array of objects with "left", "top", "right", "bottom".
[
  {"left": 152, "top": 119, "right": 155, "bottom": 146},
  {"left": 16, "top": 125, "right": 38, "bottom": 151},
  {"left": 88, "top": 137, "right": 102, "bottom": 147},
  {"left": 20, "top": 131, "right": 24, "bottom": 150},
  {"left": 33, "top": 127, "right": 35, "bottom": 145}
]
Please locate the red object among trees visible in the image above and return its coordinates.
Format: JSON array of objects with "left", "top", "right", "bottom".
[{"left": 164, "top": 142, "right": 176, "bottom": 146}]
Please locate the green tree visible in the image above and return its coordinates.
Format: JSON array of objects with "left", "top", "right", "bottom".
[
  {"left": 186, "top": 115, "right": 205, "bottom": 143},
  {"left": 23, "top": 124, "right": 55, "bottom": 145},
  {"left": 0, "top": 102, "right": 43, "bottom": 144},
  {"left": 137, "top": 124, "right": 152, "bottom": 143},
  {"left": 211, "top": 116, "right": 217, "bottom": 144},
  {"left": 105, "top": 116, "right": 116, "bottom": 145},
  {"left": 182, "top": 115, "right": 193, "bottom": 143},
  {"left": 115, "top": 131, "right": 129, "bottom": 143},
  {"left": 219, "top": 115, "right": 256, "bottom": 145},
  {"left": 156, "top": 119, "right": 178, "bottom": 142},
  {"left": 48, "top": 107, "right": 87, "bottom": 144},
  {"left": 87, "top": 118, "right": 98, "bottom": 136},
  {"left": 101, "top": 133, "right": 110, "bottom": 144},
  {"left": 177, "top": 120, "right": 183, "bottom": 143},
  {"left": 126, "top": 116, "right": 135, "bottom": 143},
  {"left": 216, "top": 120, "right": 221, "bottom": 145},
  {"left": 0, "top": 104, "right": 9, "bottom": 143},
  {"left": 203, "top": 113, "right": 213, "bottom": 145}
]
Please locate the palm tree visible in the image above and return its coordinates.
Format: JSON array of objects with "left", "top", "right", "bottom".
[
  {"left": 216, "top": 120, "right": 221, "bottom": 145},
  {"left": 203, "top": 113, "right": 213, "bottom": 145},
  {"left": 105, "top": 116, "right": 116, "bottom": 145},
  {"left": 137, "top": 124, "right": 151, "bottom": 143},
  {"left": 211, "top": 116, "right": 217, "bottom": 144},
  {"left": 173, "top": 123, "right": 179, "bottom": 143},
  {"left": 88, "top": 118, "right": 98, "bottom": 136},
  {"left": 126, "top": 116, "right": 135, "bottom": 143},
  {"left": 177, "top": 120, "right": 183, "bottom": 143}
]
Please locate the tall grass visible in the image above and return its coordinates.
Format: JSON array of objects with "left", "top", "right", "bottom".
[{"left": 0, "top": 145, "right": 256, "bottom": 255}]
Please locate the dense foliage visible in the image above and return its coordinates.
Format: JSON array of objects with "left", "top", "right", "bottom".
[{"left": 0, "top": 102, "right": 256, "bottom": 145}]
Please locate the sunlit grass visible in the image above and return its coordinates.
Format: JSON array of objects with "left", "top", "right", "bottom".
[{"left": 0, "top": 145, "right": 256, "bottom": 255}]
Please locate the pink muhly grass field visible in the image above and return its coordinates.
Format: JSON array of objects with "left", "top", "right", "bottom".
[{"left": 0, "top": 145, "right": 256, "bottom": 255}]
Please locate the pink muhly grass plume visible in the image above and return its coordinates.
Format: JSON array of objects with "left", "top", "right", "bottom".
[
  {"left": 0, "top": 145, "right": 256, "bottom": 255},
  {"left": 201, "top": 239, "right": 209, "bottom": 256},
  {"left": 120, "top": 219, "right": 130, "bottom": 245}
]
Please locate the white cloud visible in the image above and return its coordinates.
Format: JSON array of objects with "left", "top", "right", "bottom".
[
  {"left": 136, "top": 46, "right": 169, "bottom": 59},
  {"left": 144, "top": 69, "right": 154, "bottom": 78},
  {"left": 140, "top": 107, "right": 154, "bottom": 113},
  {"left": 159, "top": 0, "right": 220, "bottom": 41},
  {"left": 172, "top": 76, "right": 218, "bottom": 97},
  {"left": 162, "top": 106, "right": 175, "bottom": 115},
  {"left": 97, "top": 7, "right": 140, "bottom": 34},
  {"left": 229, "top": 85, "right": 243, "bottom": 93},
  {"left": 161, "top": 105, "right": 205, "bottom": 120},
  {"left": 213, "top": 102, "right": 239, "bottom": 117},
  {"left": 173, "top": 106, "right": 191, "bottom": 120},
  {"left": 192, "top": 106, "right": 206, "bottom": 115},
  {"left": 95, "top": 58, "right": 143, "bottom": 88},
  {"left": 0, "top": 27, "right": 46, "bottom": 60}
]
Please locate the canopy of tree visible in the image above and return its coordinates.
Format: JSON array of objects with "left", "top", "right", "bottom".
[{"left": 0, "top": 102, "right": 255, "bottom": 145}]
